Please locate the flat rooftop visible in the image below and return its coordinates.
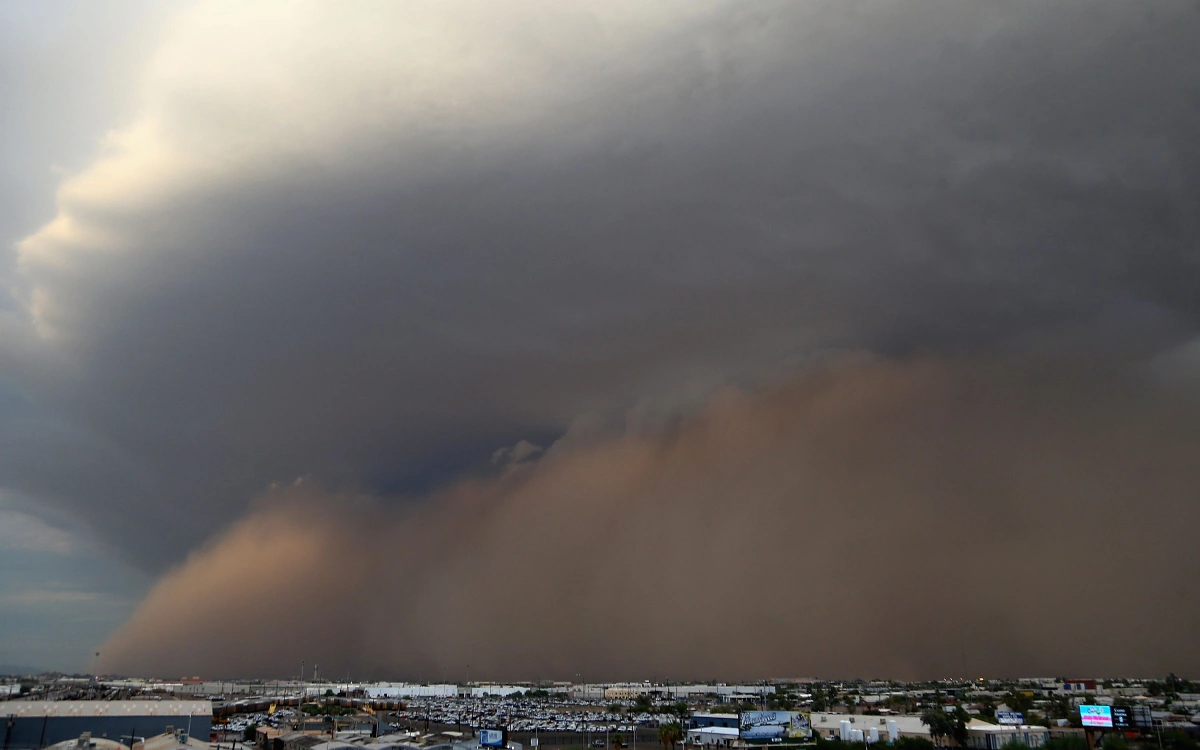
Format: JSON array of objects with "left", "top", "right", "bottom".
[{"left": 1, "top": 701, "right": 212, "bottom": 718}]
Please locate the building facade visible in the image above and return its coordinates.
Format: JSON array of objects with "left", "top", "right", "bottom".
[{"left": 1, "top": 701, "right": 212, "bottom": 750}]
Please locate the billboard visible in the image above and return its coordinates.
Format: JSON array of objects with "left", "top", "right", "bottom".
[
  {"left": 1111, "top": 706, "right": 1152, "bottom": 729},
  {"left": 1111, "top": 708, "right": 1131, "bottom": 729},
  {"left": 997, "top": 712, "right": 1024, "bottom": 726},
  {"left": 740, "top": 712, "right": 812, "bottom": 740},
  {"left": 1080, "top": 706, "right": 1113, "bottom": 729},
  {"left": 480, "top": 729, "right": 505, "bottom": 747},
  {"left": 1129, "top": 706, "right": 1153, "bottom": 729}
]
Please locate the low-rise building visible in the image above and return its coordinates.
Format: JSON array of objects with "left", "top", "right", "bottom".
[
  {"left": 47, "top": 732, "right": 128, "bottom": 750},
  {"left": 685, "top": 727, "right": 738, "bottom": 747},
  {"left": 272, "top": 731, "right": 329, "bottom": 750},
  {"left": 135, "top": 729, "right": 211, "bottom": 750},
  {"left": 810, "top": 714, "right": 930, "bottom": 741},
  {"left": 964, "top": 720, "right": 1049, "bottom": 750},
  {"left": 0, "top": 701, "right": 211, "bottom": 749},
  {"left": 254, "top": 726, "right": 283, "bottom": 748},
  {"left": 688, "top": 715, "right": 738, "bottom": 731}
]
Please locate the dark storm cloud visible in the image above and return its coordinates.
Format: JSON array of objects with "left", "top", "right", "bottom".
[
  {"left": 2, "top": 0, "right": 1200, "bottom": 674},
  {"left": 99, "top": 355, "right": 1200, "bottom": 680}
]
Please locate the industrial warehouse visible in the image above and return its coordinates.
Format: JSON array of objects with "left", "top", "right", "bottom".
[{"left": 0, "top": 701, "right": 211, "bottom": 749}]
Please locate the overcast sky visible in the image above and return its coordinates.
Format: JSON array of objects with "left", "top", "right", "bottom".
[{"left": 2, "top": 0, "right": 1199, "bottom": 677}]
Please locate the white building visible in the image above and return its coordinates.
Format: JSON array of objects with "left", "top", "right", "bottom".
[
  {"left": 470, "top": 686, "right": 526, "bottom": 697},
  {"left": 715, "top": 686, "right": 774, "bottom": 699},
  {"left": 686, "top": 727, "right": 739, "bottom": 747},
  {"left": 811, "top": 714, "right": 929, "bottom": 741},
  {"left": 964, "top": 720, "right": 1049, "bottom": 750},
  {"left": 364, "top": 683, "right": 459, "bottom": 698}
]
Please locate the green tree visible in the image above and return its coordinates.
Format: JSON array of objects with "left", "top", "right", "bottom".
[
  {"left": 672, "top": 702, "right": 690, "bottom": 723},
  {"left": 920, "top": 706, "right": 968, "bottom": 747},
  {"left": 1044, "top": 696, "right": 1072, "bottom": 723},
  {"left": 770, "top": 686, "right": 795, "bottom": 711},
  {"left": 895, "top": 738, "right": 937, "bottom": 750},
  {"left": 1003, "top": 692, "right": 1035, "bottom": 716},
  {"left": 1160, "top": 731, "right": 1200, "bottom": 750},
  {"left": 920, "top": 709, "right": 953, "bottom": 746},
  {"left": 999, "top": 740, "right": 1029, "bottom": 750},
  {"left": 976, "top": 697, "right": 997, "bottom": 722},
  {"left": 658, "top": 723, "right": 683, "bottom": 750},
  {"left": 1166, "top": 674, "right": 1182, "bottom": 696},
  {"left": 1100, "top": 735, "right": 1128, "bottom": 750},
  {"left": 1042, "top": 736, "right": 1088, "bottom": 750},
  {"left": 950, "top": 706, "right": 970, "bottom": 747},
  {"left": 634, "top": 695, "right": 654, "bottom": 714}
]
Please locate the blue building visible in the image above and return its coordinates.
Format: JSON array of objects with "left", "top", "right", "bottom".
[
  {"left": 2, "top": 701, "right": 212, "bottom": 749},
  {"left": 688, "top": 714, "right": 739, "bottom": 730}
]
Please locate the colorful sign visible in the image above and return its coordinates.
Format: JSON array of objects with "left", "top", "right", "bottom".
[
  {"left": 1080, "top": 705, "right": 1113, "bottom": 728},
  {"left": 739, "top": 712, "right": 812, "bottom": 740}
]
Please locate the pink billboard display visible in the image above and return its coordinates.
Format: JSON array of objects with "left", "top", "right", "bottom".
[{"left": 1080, "top": 705, "right": 1113, "bottom": 728}]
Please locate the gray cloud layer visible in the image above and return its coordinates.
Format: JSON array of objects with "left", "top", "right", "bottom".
[{"left": 2, "top": 0, "right": 1200, "bottom": 674}]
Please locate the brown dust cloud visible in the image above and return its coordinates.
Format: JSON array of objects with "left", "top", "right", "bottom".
[{"left": 98, "top": 355, "right": 1200, "bottom": 681}]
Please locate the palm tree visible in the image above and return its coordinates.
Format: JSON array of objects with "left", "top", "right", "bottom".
[{"left": 659, "top": 723, "right": 683, "bottom": 750}]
